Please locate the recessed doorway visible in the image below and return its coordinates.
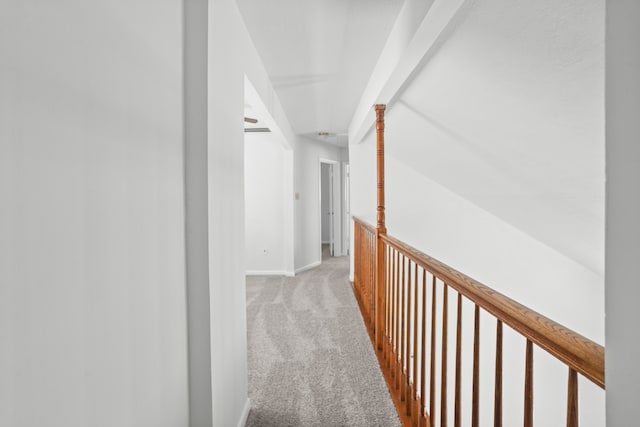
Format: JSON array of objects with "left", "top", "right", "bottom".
[{"left": 319, "top": 159, "right": 341, "bottom": 260}]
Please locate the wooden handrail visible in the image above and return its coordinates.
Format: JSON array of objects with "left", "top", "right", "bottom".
[
  {"left": 354, "top": 215, "right": 604, "bottom": 389},
  {"left": 354, "top": 217, "right": 376, "bottom": 234}
]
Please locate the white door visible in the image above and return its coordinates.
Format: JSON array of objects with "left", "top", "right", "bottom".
[
  {"left": 328, "top": 163, "right": 335, "bottom": 256},
  {"left": 320, "top": 159, "right": 341, "bottom": 260},
  {"left": 343, "top": 164, "right": 350, "bottom": 256}
]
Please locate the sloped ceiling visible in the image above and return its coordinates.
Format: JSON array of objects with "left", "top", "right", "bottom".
[
  {"left": 236, "top": 0, "right": 404, "bottom": 145},
  {"left": 238, "top": 0, "right": 604, "bottom": 275},
  {"left": 366, "top": 0, "right": 605, "bottom": 274}
]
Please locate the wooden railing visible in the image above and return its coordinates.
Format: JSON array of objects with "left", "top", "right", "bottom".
[
  {"left": 351, "top": 105, "right": 604, "bottom": 427},
  {"left": 353, "top": 218, "right": 605, "bottom": 427},
  {"left": 353, "top": 217, "right": 377, "bottom": 341}
]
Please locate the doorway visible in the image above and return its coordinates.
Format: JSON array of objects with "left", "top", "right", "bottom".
[
  {"left": 343, "top": 163, "right": 350, "bottom": 256},
  {"left": 319, "top": 159, "right": 341, "bottom": 260}
]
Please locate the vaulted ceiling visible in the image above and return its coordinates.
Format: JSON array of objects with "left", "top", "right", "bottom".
[
  {"left": 238, "top": 0, "right": 605, "bottom": 275},
  {"left": 237, "top": 0, "right": 403, "bottom": 145}
]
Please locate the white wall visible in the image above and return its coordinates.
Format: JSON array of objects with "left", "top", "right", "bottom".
[
  {"left": 245, "top": 131, "right": 293, "bottom": 275},
  {"left": 293, "top": 137, "right": 347, "bottom": 272},
  {"left": 184, "top": 0, "right": 213, "bottom": 425},
  {"left": 208, "top": 0, "right": 251, "bottom": 425},
  {"left": 0, "top": 1, "right": 189, "bottom": 426},
  {"left": 605, "top": 1, "right": 640, "bottom": 425}
]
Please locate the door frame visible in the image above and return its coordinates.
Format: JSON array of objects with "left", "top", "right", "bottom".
[
  {"left": 342, "top": 162, "right": 350, "bottom": 256},
  {"left": 318, "top": 158, "right": 341, "bottom": 260}
]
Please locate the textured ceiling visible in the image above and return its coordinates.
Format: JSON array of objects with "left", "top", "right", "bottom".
[{"left": 237, "top": 0, "right": 404, "bottom": 144}]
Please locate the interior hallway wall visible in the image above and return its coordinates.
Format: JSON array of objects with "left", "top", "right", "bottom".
[
  {"left": 0, "top": 1, "right": 189, "bottom": 426},
  {"left": 207, "top": 0, "right": 251, "bottom": 425},
  {"left": 244, "top": 131, "right": 291, "bottom": 275},
  {"left": 606, "top": 1, "right": 640, "bottom": 425}
]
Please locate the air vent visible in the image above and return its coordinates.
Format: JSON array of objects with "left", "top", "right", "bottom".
[{"left": 244, "top": 127, "right": 271, "bottom": 133}]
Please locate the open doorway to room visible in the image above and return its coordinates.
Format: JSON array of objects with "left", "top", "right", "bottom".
[{"left": 319, "top": 159, "right": 341, "bottom": 261}]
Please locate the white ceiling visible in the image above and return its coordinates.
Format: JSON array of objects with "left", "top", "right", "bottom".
[
  {"left": 237, "top": 0, "right": 404, "bottom": 144},
  {"left": 238, "top": 0, "right": 604, "bottom": 275}
]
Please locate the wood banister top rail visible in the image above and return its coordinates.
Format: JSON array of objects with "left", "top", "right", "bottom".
[
  {"left": 353, "top": 216, "right": 376, "bottom": 233},
  {"left": 352, "top": 216, "right": 604, "bottom": 389}
]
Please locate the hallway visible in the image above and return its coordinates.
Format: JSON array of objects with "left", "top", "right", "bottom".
[{"left": 245, "top": 251, "right": 400, "bottom": 426}]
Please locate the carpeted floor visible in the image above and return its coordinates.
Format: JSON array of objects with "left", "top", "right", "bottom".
[{"left": 245, "top": 248, "right": 401, "bottom": 427}]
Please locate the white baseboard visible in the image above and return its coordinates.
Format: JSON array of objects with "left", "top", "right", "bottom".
[
  {"left": 246, "top": 270, "right": 294, "bottom": 277},
  {"left": 295, "top": 260, "right": 321, "bottom": 274},
  {"left": 237, "top": 398, "right": 251, "bottom": 427}
]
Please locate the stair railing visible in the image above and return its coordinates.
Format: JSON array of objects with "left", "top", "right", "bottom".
[{"left": 351, "top": 105, "right": 604, "bottom": 427}]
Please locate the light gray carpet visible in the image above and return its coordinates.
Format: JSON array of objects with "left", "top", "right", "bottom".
[{"left": 245, "top": 249, "right": 401, "bottom": 427}]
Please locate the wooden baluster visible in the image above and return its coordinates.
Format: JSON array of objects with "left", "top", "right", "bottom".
[
  {"left": 395, "top": 250, "right": 401, "bottom": 390},
  {"left": 360, "top": 230, "right": 365, "bottom": 324},
  {"left": 472, "top": 304, "right": 480, "bottom": 427},
  {"left": 354, "top": 225, "right": 359, "bottom": 302},
  {"left": 360, "top": 229, "right": 365, "bottom": 320},
  {"left": 365, "top": 233, "right": 369, "bottom": 326},
  {"left": 420, "top": 270, "right": 428, "bottom": 427},
  {"left": 405, "top": 258, "right": 413, "bottom": 414},
  {"left": 494, "top": 320, "right": 503, "bottom": 427},
  {"left": 390, "top": 248, "right": 396, "bottom": 372},
  {"left": 400, "top": 255, "right": 407, "bottom": 402},
  {"left": 441, "top": 282, "right": 449, "bottom": 427},
  {"left": 567, "top": 368, "right": 578, "bottom": 427},
  {"left": 366, "top": 233, "right": 371, "bottom": 328},
  {"left": 371, "top": 233, "right": 376, "bottom": 331},
  {"left": 361, "top": 228, "right": 365, "bottom": 308},
  {"left": 360, "top": 228, "right": 364, "bottom": 308},
  {"left": 373, "top": 233, "right": 377, "bottom": 331},
  {"left": 360, "top": 231, "right": 369, "bottom": 331},
  {"left": 412, "top": 263, "right": 420, "bottom": 425},
  {"left": 371, "top": 233, "right": 375, "bottom": 332},
  {"left": 454, "top": 293, "right": 462, "bottom": 427},
  {"left": 524, "top": 339, "right": 533, "bottom": 427},
  {"left": 385, "top": 245, "right": 391, "bottom": 366},
  {"left": 430, "top": 275, "right": 437, "bottom": 426}
]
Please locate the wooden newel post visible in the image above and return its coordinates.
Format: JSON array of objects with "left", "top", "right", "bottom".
[{"left": 375, "top": 104, "right": 387, "bottom": 352}]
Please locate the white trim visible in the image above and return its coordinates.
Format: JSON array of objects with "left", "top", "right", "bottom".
[
  {"left": 342, "top": 162, "right": 350, "bottom": 256},
  {"left": 246, "top": 270, "right": 295, "bottom": 277},
  {"left": 295, "top": 261, "right": 321, "bottom": 274},
  {"left": 237, "top": 398, "right": 251, "bottom": 427}
]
